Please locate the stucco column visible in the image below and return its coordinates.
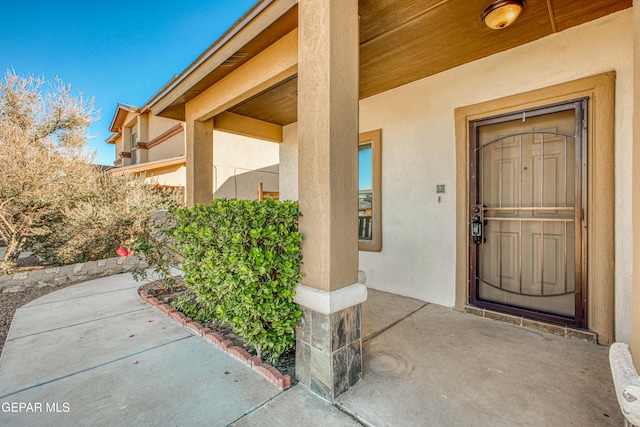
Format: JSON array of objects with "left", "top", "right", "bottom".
[
  {"left": 631, "top": 1, "right": 640, "bottom": 363},
  {"left": 609, "top": 3, "right": 640, "bottom": 426},
  {"left": 295, "top": 0, "right": 364, "bottom": 401},
  {"left": 185, "top": 118, "right": 214, "bottom": 206}
]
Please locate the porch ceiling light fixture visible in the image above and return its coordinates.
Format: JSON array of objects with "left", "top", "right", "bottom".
[{"left": 481, "top": 0, "right": 525, "bottom": 30}]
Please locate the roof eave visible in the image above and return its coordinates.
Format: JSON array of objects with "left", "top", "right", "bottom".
[
  {"left": 147, "top": 0, "right": 296, "bottom": 118},
  {"left": 105, "top": 132, "right": 120, "bottom": 144},
  {"left": 108, "top": 103, "right": 139, "bottom": 133}
]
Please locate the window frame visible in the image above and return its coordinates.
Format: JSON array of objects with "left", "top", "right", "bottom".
[{"left": 359, "top": 129, "right": 382, "bottom": 252}]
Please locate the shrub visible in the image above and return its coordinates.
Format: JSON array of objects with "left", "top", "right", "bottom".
[
  {"left": 171, "top": 293, "right": 216, "bottom": 323},
  {"left": 29, "top": 173, "right": 180, "bottom": 266},
  {"left": 173, "top": 199, "right": 303, "bottom": 361}
]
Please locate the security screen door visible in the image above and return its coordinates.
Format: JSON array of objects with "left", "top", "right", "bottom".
[{"left": 469, "top": 99, "right": 587, "bottom": 327}]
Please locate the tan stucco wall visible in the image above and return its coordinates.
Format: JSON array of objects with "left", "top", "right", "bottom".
[
  {"left": 353, "top": 9, "right": 634, "bottom": 341},
  {"left": 148, "top": 133, "right": 185, "bottom": 162},
  {"left": 142, "top": 164, "right": 186, "bottom": 188},
  {"left": 213, "top": 131, "right": 280, "bottom": 200},
  {"left": 148, "top": 115, "right": 179, "bottom": 138},
  {"left": 145, "top": 115, "right": 185, "bottom": 162},
  {"left": 279, "top": 122, "right": 298, "bottom": 201}
]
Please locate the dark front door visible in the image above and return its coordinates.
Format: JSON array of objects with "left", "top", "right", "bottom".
[{"left": 469, "top": 99, "right": 587, "bottom": 327}]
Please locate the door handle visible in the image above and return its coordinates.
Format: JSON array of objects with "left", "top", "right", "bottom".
[{"left": 471, "top": 205, "right": 483, "bottom": 244}]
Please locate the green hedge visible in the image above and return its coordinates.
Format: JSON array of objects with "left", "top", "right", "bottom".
[{"left": 173, "top": 199, "right": 303, "bottom": 360}]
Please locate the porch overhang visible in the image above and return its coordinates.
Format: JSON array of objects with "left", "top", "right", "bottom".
[
  {"left": 146, "top": 0, "right": 298, "bottom": 121},
  {"left": 147, "top": 0, "right": 631, "bottom": 126}
]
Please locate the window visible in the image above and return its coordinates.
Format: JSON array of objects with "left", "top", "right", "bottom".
[
  {"left": 359, "top": 129, "right": 382, "bottom": 251},
  {"left": 130, "top": 126, "right": 137, "bottom": 164}
]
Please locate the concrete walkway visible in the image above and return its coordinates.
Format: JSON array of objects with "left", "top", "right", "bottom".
[
  {"left": 0, "top": 273, "right": 624, "bottom": 426},
  {"left": 340, "top": 290, "right": 623, "bottom": 427},
  {"left": 0, "top": 273, "right": 358, "bottom": 426}
]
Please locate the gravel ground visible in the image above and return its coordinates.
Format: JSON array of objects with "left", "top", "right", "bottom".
[
  {"left": 0, "top": 281, "right": 77, "bottom": 356},
  {"left": 1, "top": 255, "right": 56, "bottom": 355}
]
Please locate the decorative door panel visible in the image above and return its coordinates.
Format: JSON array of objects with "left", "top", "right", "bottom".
[{"left": 469, "top": 100, "right": 587, "bottom": 326}]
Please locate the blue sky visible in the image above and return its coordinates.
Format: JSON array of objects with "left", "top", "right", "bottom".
[{"left": 0, "top": 0, "right": 257, "bottom": 165}]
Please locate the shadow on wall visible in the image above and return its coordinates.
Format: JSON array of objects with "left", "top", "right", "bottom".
[{"left": 215, "top": 164, "right": 279, "bottom": 200}]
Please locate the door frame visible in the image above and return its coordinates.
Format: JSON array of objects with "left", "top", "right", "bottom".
[
  {"left": 454, "top": 72, "right": 615, "bottom": 344},
  {"left": 467, "top": 99, "right": 588, "bottom": 327}
]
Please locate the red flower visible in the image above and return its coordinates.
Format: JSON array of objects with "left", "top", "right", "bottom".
[{"left": 116, "top": 246, "right": 133, "bottom": 257}]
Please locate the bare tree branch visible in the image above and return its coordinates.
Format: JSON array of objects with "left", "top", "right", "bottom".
[{"left": 0, "top": 70, "right": 97, "bottom": 263}]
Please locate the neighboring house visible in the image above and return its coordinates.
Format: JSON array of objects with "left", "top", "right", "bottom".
[
  {"left": 106, "top": 103, "right": 187, "bottom": 191},
  {"left": 106, "top": 102, "right": 279, "bottom": 199},
  {"left": 132, "top": 0, "right": 639, "bottom": 412}
]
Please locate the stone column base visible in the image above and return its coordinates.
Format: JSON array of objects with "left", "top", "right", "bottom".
[{"left": 294, "top": 282, "right": 367, "bottom": 401}]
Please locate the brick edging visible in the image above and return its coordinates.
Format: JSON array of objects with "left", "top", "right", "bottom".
[{"left": 139, "top": 289, "right": 291, "bottom": 390}]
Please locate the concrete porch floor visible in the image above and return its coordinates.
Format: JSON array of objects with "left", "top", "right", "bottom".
[{"left": 341, "top": 289, "right": 622, "bottom": 426}]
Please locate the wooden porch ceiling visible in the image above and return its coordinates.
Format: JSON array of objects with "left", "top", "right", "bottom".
[
  {"left": 359, "top": 0, "right": 630, "bottom": 99},
  {"left": 157, "top": 0, "right": 631, "bottom": 124},
  {"left": 230, "top": 0, "right": 630, "bottom": 127}
]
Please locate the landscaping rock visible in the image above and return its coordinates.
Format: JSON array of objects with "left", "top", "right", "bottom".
[{"left": 0, "top": 255, "right": 147, "bottom": 293}]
